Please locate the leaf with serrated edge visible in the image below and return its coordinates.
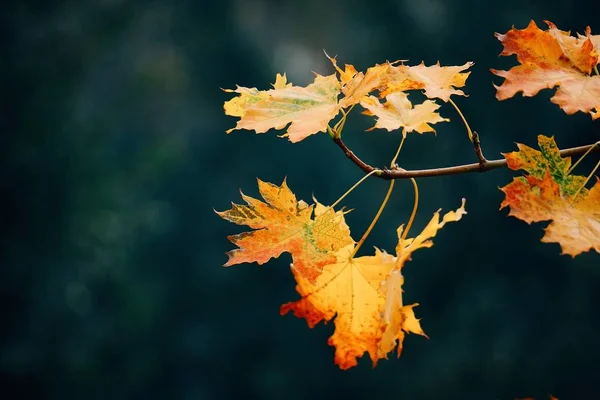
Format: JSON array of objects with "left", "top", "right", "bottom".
[
  {"left": 216, "top": 178, "right": 354, "bottom": 283},
  {"left": 380, "top": 62, "right": 473, "bottom": 102},
  {"left": 501, "top": 173, "right": 600, "bottom": 257},
  {"left": 491, "top": 20, "right": 600, "bottom": 119},
  {"left": 360, "top": 92, "right": 449, "bottom": 136},
  {"left": 502, "top": 134, "right": 586, "bottom": 196},
  {"left": 500, "top": 135, "right": 600, "bottom": 257},
  {"left": 224, "top": 73, "right": 341, "bottom": 142},
  {"left": 281, "top": 200, "right": 466, "bottom": 369}
]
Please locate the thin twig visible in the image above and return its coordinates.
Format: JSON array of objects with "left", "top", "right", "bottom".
[
  {"left": 333, "top": 137, "right": 600, "bottom": 180},
  {"left": 574, "top": 158, "right": 600, "bottom": 198}
]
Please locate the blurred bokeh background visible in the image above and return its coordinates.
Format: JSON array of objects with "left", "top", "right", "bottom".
[{"left": 2, "top": 0, "right": 599, "bottom": 399}]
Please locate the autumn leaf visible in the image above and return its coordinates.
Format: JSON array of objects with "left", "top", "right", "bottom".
[
  {"left": 281, "top": 200, "right": 466, "bottom": 369},
  {"left": 579, "top": 26, "right": 600, "bottom": 63},
  {"left": 502, "top": 134, "right": 586, "bottom": 196},
  {"left": 216, "top": 178, "right": 354, "bottom": 282},
  {"left": 325, "top": 53, "right": 359, "bottom": 86},
  {"left": 224, "top": 73, "right": 341, "bottom": 142},
  {"left": 501, "top": 173, "right": 600, "bottom": 257},
  {"left": 326, "top": 53, "right": 392, "bottom": 108},
  {"left": 223, "top": 73, "right": 291, "bottom": 117},
  {"left": 326, "top": 54, "right": 473, "bottom": 107},
  {"left": 380, "top": 62, "right": 474, "bottom": 101},
  {"left": 281, "top": 245, "right": 418, "bottom": 370},
  {"left": 491, "top": 20, "right": 600, "bottom": 119},
  {"left": 360, "top": 92, "right": 449, "bottom": 136},
  {"left": 500, "top": 136, "right": 600, "bottom": 257},
  {"left": 396, "top": 199, "right": 468, "bottom": 267}
]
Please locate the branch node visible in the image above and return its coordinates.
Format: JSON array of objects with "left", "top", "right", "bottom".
[{"left": 471, "top": 131, "right": 489, "bottom": 171}]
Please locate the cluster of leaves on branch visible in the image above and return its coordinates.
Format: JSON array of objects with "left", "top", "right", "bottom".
[
  {"left": 223, "top": 52, "right": 472, "bottom": 141},
  {"left": 218, "top": 178, "right": 465, "bottom": 368},
  {"left": 217, "top": 20, "right": 600, "bottom": 370}
]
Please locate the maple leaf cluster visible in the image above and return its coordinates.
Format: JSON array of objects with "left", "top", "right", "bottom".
[
  {"left": 223, "top": 54, "right": 473, "bottom": 141},
  {"left": 491, "top": 21, "right": 600, "bottom": 256},
  {"left": 217, "top": 179, "right": 466, "bottom": 369},
  {"left": 218, "top": 20, "right": 600, "bottom": 373}
]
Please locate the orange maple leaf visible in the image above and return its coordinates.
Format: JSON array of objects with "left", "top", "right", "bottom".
[
  {"left": 380, "top": 61, "right": 474, "bottom": 101},
  {"left": 281, "top": 199, "right": 466, "bottom": 369},
  {"left": 501, "top": 173, "right": 600, "bottom": 257},
  {"left": 327, "top": 55, "right": 473, "bottom": 107},
  {"left": 224, "top": 73, "right": 341, "bottom": 142},
  {"left": 491, "top": 20, "right": 600, "bottom": 120},
  {"left": 500, "top": 135, "right": 600, "bottom": 257},
  {"left": 579, "top": 27, "right": 600, "bottom": 63},
  {"left": 360, "top": 92, "right": 449, "bottom": 136},
  {"left": 216, "top": 179, "right": 354, "bottom": 282}
]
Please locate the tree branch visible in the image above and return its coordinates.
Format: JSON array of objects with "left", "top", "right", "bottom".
[{"left": 333, "top": 137, "right": 600, "bottom": 180}]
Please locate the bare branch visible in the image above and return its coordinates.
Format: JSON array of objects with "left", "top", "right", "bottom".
[{"left": 333, "top": 137, "right": 600, "bottom": 180}]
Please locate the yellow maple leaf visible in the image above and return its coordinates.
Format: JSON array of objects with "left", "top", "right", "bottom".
[
  {"left": 491, "top": 20, "right": 600, "bottom": 119},
  {"left": 396, "top": 199, "right": 468, "bottom": 267},
  {"left": 325, "top": 53, "right": 359, "bottom": 85},
  {"left": 223, "top": 73, "right": 292, "bottom": 117},
  {"left": 360, "top": 92, "right": 449, "bottom": 136},
  {"left": 326, "top": 53, "right": 392, "bottom": 108},
  {"left": 380, "top": 62, "right": 473, "bottom": 101},
  {"left": 224, "top": 73, "right": 341, "bottom": 142},
  {"left": 216, "top": 178, "right": 354, "bottom": 282},
  {"left": 377, "top": 270, "right": 426, "bottom": 361},
  {"left": 281, "top": 200, "right": 466, "bottom": 369}
]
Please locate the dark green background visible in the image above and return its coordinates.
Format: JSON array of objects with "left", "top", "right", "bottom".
[{"left": 2, "top": 0, "right": 599, "bottom": 399}]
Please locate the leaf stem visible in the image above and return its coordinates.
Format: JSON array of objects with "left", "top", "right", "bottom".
[
  {"left": 401, "top": 178, "right": 419, "bottom": 240},
  {"left": 594, "top": 65, "right": 599, "bottom": 76},
  {"left": 330, "top": 169, "right": 380, "bottom": 209},
  {"left": 574, "top": 158, "right": 600, "bottom": 198},
  {"left": 350, "top": 180, "right": 395, "bottom": 258},
  {"left": 448, "top": 98, "right": 473, "bottom": 142},
  {"left": 333, "top": 105, "right": 355, "bottom": 135},
  {"left": 390, "top": 135, "right": 406, "bottom": 167},
  {"left": 349, "top": 131, "right": 406, "bottom": 257},
  {"left": 567, "top": 141, "right": 600, "bottom": 174}
]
